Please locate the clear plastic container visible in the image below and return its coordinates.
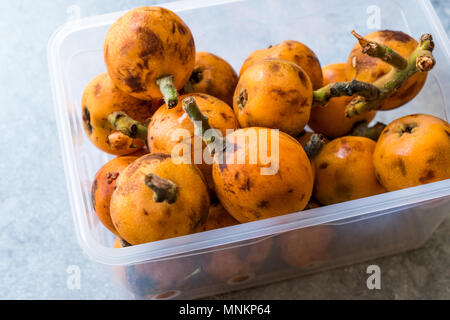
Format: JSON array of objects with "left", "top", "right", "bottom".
[{"left": 48, "top": 0, "right": 450, "bottom": 299}]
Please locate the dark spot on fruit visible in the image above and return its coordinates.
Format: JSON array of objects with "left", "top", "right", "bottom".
[
  {"left": 375, "top": 172, "right": 382, "bottom": 183},
  {"left": 219, "top": 112, "right": 229, "bottom": 121},
  {"left": 297, "top": 70, "right": 308, "bottom": 87},
  {"left": 82, "top": 107, "right": 92, "bottom": 134},
  {"left": 271, "top": 88, "right": 287, "bottom": 97},
  {"left": 163, "top": 207, "right": 172, "bottom": 217},
  {"left": 319, "top": 162, "right": 329, "bottom": 169},
  {"left": 257, "top": 200, "right": 269, "bottom": 208},
  {"left": 299, "top": 97, "right": 309, "bottom": 108},
  {"left": 138, "top": 27, "right": 163, "bottom": 59},
  {"left": 158, "top": 219, "right": 167, "bottom": 227},
  {"left": 307, "top": 54, "right": 319, "bottom": 64},
  {"left": 239, "top": 178, "right": 251, "bottom": 191},
  {"left": 379, "top": 30, "right": 412, "bottom": 43},
  {"left": 94, "top": 83, "right": 101, "bottom": 96},
  {"left": 287, "top": 97, "right": 301, "bottom": 108},
  {"left": 269, "top": 62, "right": 281, "bottom": 73},
  {"left": 190, "top": 68, "right": 203, "bottom": 84},
  {"left": 250, "top": 209, "right": 262, "bottom": 219},
  {"left": 106, "top": 172, "right": 120, "bottom": 184},
  {"left": 171, "top": 21, "right": 176, "bottom": 34},
  {"left": 188, "top": 210, "right": 201, "bottom": 231},
  {"left": 394, "top": 158, "right": 407, "bottom": 176},
  {"left": 276, "top": 170, "right": 283, "bottom": 180},
  {"left": 136, "top": 62, "right": 144, "bottom": 70},
  {"left": 419, "top": 170, "right": 436, "bottom": 183},
  {"left": 285, "top": 41, "right": 294, "bottom": 49},
  {"left": 143, "top": 210, "right": 149, "bottom": 216},
  {"left": 125, "top": 75, "right": 145, "bottom": 93},
  {"left": 195, "top": 93, "right": 209, "bottom": 100},
  {"left": 204, "top": 78, "right": 216, "bottom": 93},
  {"left": 355, "top": 56, "right": 377, "bottom": 71},
  {"left": 146, "top": 153, "right": 171, "bottom": 161},
  {"left": 176, "top": 21, "right": 187, "bottom": 35},
  {"left": 371, "top": 69, "right": 388, "bottom": 81},
  {"left": 234, "top": 172, "right": 239, "bottom": 180},
  {"left": 225, "top": 187, "right": 236, "bottom": 195},
  {"left": 335, "top": 184, "right": 352, "bottom": 200},
  {"left": 300, "top": 193, "right": 306, "bottom": 200},
  {"left": 293, "top": 54, "right": 302, "bottom": 63},
  {"left": 188, "top": 37, "right": 195, "bottom": 50},
  {"left": 238, "top": 89, "right": 248, "bottom": 110}
]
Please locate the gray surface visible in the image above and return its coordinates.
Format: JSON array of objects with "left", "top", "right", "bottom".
[{"left": 0, "top": 0, "right": 449, "bottom": 300}]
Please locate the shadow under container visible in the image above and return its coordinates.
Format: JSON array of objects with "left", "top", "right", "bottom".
[{"left": 48, "top": 0, "right": 450, "bottom": 299}]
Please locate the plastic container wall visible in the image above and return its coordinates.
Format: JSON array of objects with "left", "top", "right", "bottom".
[{"left": 48, "top": 0, "right": 450, "bottom": 299}]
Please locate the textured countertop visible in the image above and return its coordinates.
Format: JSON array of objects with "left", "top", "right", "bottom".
[{"left": 0, "top": 0, "right": 449, "bottom": 299}]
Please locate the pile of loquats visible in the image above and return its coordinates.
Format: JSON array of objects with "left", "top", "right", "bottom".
[{"left": 82, "top": 7, "right": 450, "bottom": 292}]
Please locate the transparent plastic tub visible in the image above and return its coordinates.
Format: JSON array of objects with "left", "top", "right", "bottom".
[{"left": 48, "top": 0, "right": 450, "bottom": 299}]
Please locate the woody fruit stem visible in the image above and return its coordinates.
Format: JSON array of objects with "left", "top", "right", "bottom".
[
  {"left": 345, "top": 32, "right": 436, "bottom": 117},
  {"left": 303, "top": 134, "right": 328, "bottom": 159},
  {"left": 182, "top": 96, "right": 224, "bottom": 155},
  {"left": 108, "top": 112, "right": 148, "bottom": 142},
  {"left": 313, "top": 80, "right": 381, "bottom": 106},
  {"left": 144, "top": 173, "right": 178, "bottom": 204},
  {"left": 312, "top": 32, "right": 436, "bottom": 117},
  {"left": 157, "top": 75, "right": 179, "bottom": 109},
  {"left": 351, "top": 121, "right": 386, "bottom": 141}
]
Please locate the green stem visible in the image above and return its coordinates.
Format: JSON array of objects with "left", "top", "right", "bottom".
[
  {"left": 302, "top": 133, "right": 327, "bottom": 159},
  {"left": 182, "top": 96, "right": 224, "bottom": 155},
  {"left": 313, "top": 80, "right": 380, "bottom": 107},
  {"left": 351, "top": 30, "right": 408, "bottom": 70},
  {"left": 416, "top": 34, "right": 436, "bottom": 72},
  {"left": 108, "top": 112, "right": 148, "bottom": 142},
  {"left": 351, "top": 121, "right": 386, "bottom": 141},
  {"left": 156, "top": 75, "right": 179, "bottom": 109},
  {"left": 144, "top": 173, "right": 178, "bottom": 204},
  {"left": 345, "top": 33, "right": 436, "bottom": 117}
]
